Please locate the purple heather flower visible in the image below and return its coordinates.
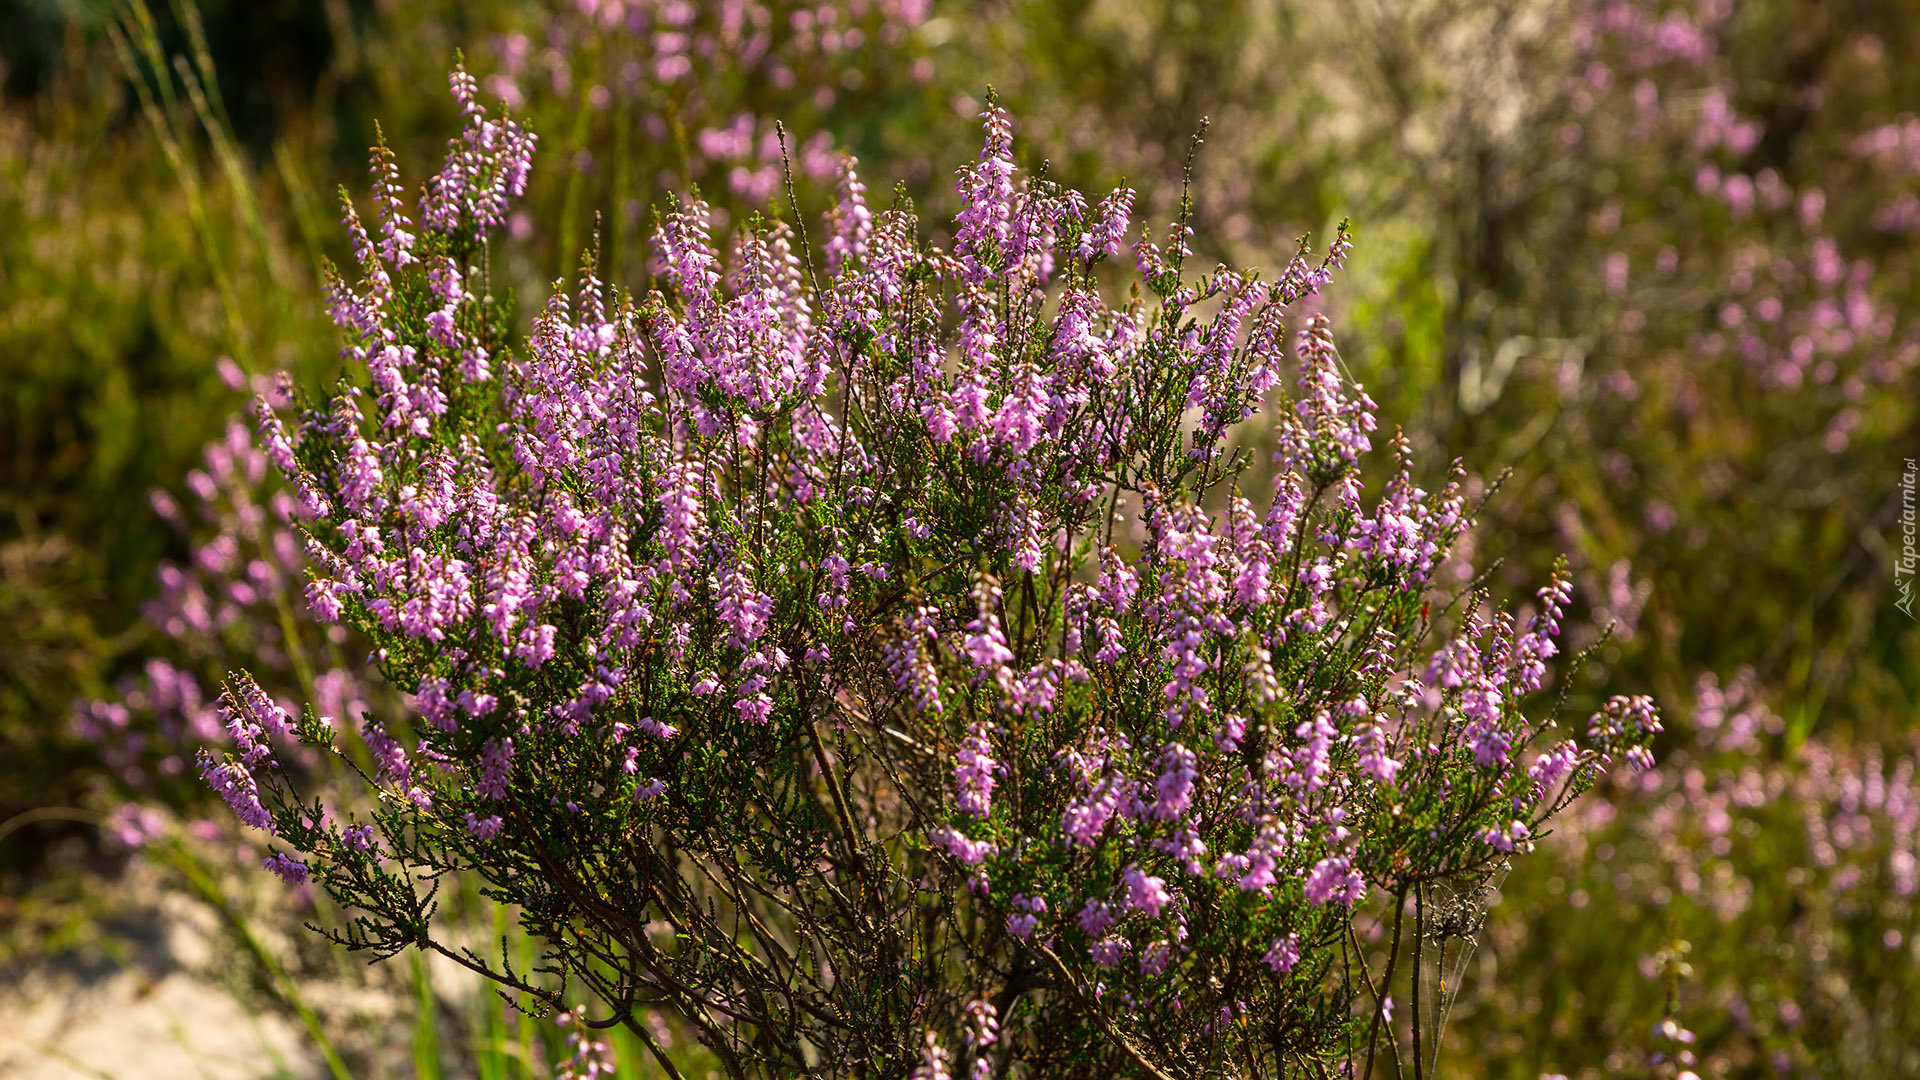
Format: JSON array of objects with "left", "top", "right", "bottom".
[
  {"left": 1089, "top": 935, "right": 1130, "bottom": 968},
  {"left": 1359, "top": 724, "right": 1403, "bottom": 784},
  {"left": 1079, "top": 185, "right": 1136, "bottom": 262},
  {"left": 954, "top": 720, "right": 1001, "bottom": 818},
  {"left": 465, "top": 813, "right": 505, "bottom": 840},
  {"left": 1095, "top": 547, "right": 1139, "bottom": 612},
  {"left": 1122, "top": 863, "right": 1174, "bottom": 918},
  {"left": 1529, "top": 742, "right": 1582, "bottom": 797},
  {"left": 263, "top": 851, "right": 309, "bottom": 885},
  {"left": 964, "top": 998, "right": 999, "bottom": 1080},
  {"left": 200, "top": 752, "right": 273, "bottom": 833},
  {"left": 932, "top": 826, "right": 996, "bottom": 866},
  {"left": 1061, "top": 772, "right": 1128, "bottom": 848},
  {"left": 306, "top": 577, "right": 346, "bottom": 623},
  {"left": 1150, "top": 742, "right": 1198, "bottom": 821},
  {"left": 1006, "top": 893, "right": 1047, "bottom": 939},
  {"left": 1152, "top": 826, "right": 1211, "bottom": 877},
  {"left": 1139, "top": 939, "right": 1174, "bottom": 977},
  {"left": 824, "top": 154, "right": 873, "bottom": 275},
  {"left": 1264, "top": 933, "right": 1302, "bottom": 973},
  {"left": 362, "top": 718, "right": 411, "bottom": 787},
  {"left": 1304, "top": 856, "right": 1367, "bottom": 907},
  {"left": 1234, "top": 821, "right": 1290, "bottom": 894},
  {"left": 219, "top": 672, "right": 291, "bottom": 766},
  {"left": 1512, "top": 570, "right": 1573, "bottom": 693},
  {"left": 963, "top": 578, "right": 1015, "bottom": 685},
  {"left": 107, "top": 804, "right": 168, "bottom": 849},
  {"left": 477, "top": 736, "right": 514, "bottom": 801},
  {"left": 1480, "top": 820, "right": 1532, "bottom": 852},
  {"left": 553, "top": 1008, "right": 617, "bottom": 1080},
  {"left": 1078, "top": 898, "right": 1116, "bottom": 937},
  {"left": 909, "top": 1031, "right": 952, "bottom": 1080},
  {"left": 419, "top": 65, "right": 536, "bottom": 244},
  {"left": 952, "top": 96, "right": 1016, "bottom": 286},
  {"left": 1588, "top": 694, "right": 1664, "bottom": 769},
  {"left": 1287, "top": 711, "right": 1339, "bottom": 793}
]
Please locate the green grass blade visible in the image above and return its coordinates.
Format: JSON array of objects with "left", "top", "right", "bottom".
[{"left": 412, "top": 948, "right": 445, "bottom": 1080}]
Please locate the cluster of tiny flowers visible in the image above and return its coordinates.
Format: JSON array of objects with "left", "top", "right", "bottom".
[
  {"left": 962, "top": 999, "right": 998, "bottom": 1080},
  {"left": 908, "top": 1030, "right": 952, "bottom": 1080},
  {"left": 201, "top": 75, "right": 1659, "bottom": 1073},
  {"left": 420, "top": 67, "right": 536, "bottom": 244},
  {"left": 263, "top": 850, "right": 309, "bottom": 885},
  {"left": 1588, "top": 693, "right": 1664, "bottom": 772}
]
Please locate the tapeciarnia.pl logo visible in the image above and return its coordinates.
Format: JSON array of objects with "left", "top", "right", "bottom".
[{"left": 1899, "top": 457, "right": 1917, "bottom": 619}]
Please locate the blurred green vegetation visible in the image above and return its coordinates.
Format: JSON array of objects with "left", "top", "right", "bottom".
[{"left": 0, "top": 0, "right": 473, "bottom": 880}]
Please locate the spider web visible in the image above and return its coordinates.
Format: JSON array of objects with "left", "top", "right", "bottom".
[{"left": 1416, "top": 859, "right": 1510, "bottom": 1076}]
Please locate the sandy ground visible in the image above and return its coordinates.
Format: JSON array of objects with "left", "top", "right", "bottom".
[
  {"left": 0, "top": 873, "right": 327, "bottom": 1080},
  {"left": 0, "top": 965, "right": 323, "bottom": 1080}
]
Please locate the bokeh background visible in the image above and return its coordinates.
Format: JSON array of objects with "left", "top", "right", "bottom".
[{"left": 2, "top": 0, "right": 1915, "bottom": 1076}]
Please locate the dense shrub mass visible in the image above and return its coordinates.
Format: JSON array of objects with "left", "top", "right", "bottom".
[{"left": 190, "top": 71, "right": 1661, "bottom": 1078}]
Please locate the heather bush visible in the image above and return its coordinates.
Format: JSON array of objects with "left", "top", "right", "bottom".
[
  {"left": 15, "top": 1, "right": 1919, "bottom": 1076},
  {"left": 188, "top": 66, "right": 1666, "bottom": 1078},
  {"left": 65, "top": 0, "right": 966, "bottom": 863}
]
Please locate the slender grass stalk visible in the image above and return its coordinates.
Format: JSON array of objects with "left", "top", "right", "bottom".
[
  {"left": 106, "top": 15, "right": 250, "bottom": 371},
  {"left": 273, "top": 138, "right": 332, "bottom": 268},
  {"left": 413, "top": 949, "right": 446, "bottom": 1080},
  {"left": 556, "top": 88, "right": 595, "bottom": 278},
  {"left": 116, "top": 0, "right": 327, "bottom": 388}
]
